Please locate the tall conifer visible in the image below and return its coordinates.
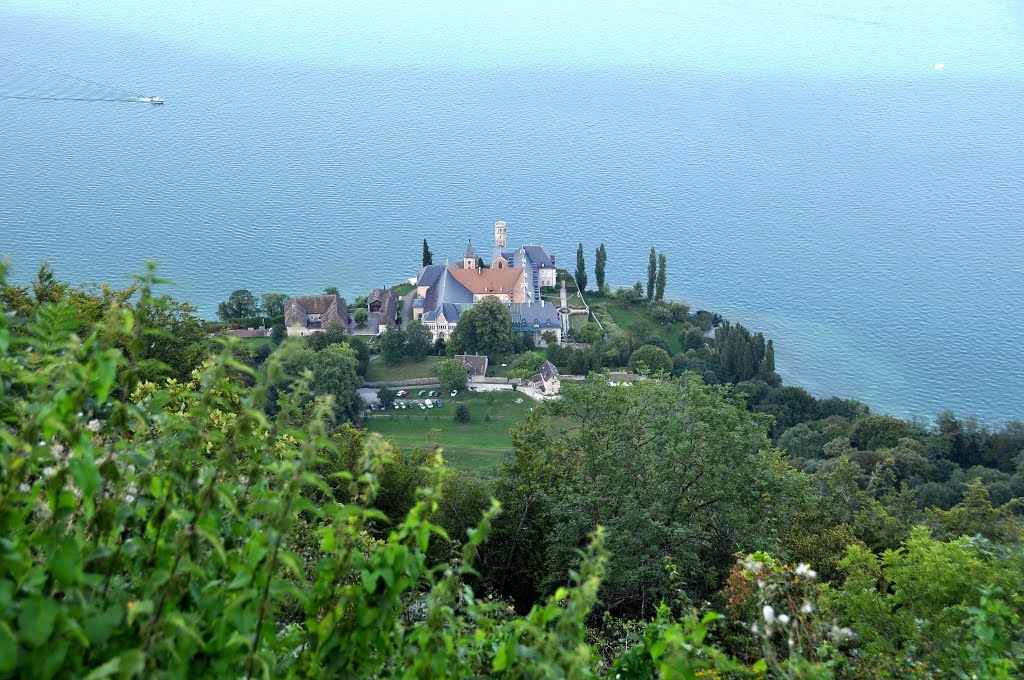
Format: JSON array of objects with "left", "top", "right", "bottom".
[
  {"left": 655, "top": 252, "right": 667, "bottom": 300},
  {"left": 575, "top": 242, "right": 588, "bottom": 292},
  {"left": 647, "top": 247, "right": 657, "bottom": 301}
]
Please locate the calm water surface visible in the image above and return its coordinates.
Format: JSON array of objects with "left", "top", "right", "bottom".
[{"left": 2, "top": 1, "right": 1023, "bottom": 422}]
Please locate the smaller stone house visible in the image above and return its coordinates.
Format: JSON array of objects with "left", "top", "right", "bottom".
[
  {"left": 527, "top": 360, "right": 561, "bottom": 395},
  {"left": 454, "top": 354, "right": 489, "bottom": 381},
  {"left": 284, "top": 294, "right": 350, "bottom": 337},
  {"left": 366, "top": 288, "right": 399, "bottom": 336}
]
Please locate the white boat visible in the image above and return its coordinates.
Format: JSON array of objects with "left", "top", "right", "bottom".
[{"left": 141, "top": 97, "right": 164, "bottom": 104}]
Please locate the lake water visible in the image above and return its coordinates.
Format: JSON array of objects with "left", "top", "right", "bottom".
[{"left": 2, "top": 1, "right": 1023, "bottom": 423}]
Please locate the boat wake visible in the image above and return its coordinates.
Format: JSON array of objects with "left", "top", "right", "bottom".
[{"left": 0, "top": 56, "right": 154, "bottom": 104}]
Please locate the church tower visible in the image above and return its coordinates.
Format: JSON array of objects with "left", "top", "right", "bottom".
[
  {"left": 463, "top": 239, "right": 477, "bottom": 269},
  {"left": 494, "top": 220, "right": 507, "bottom": 250}
]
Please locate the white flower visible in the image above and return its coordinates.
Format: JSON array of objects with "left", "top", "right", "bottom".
[
  {"left": 42, "top": 466, "right": 58, "bottom": 478},
  {"left": 796, "top": 563, "right": 810, "bottom": 575},
  {"left": 778, "top": 613, "right": 791, "bottom": 625},
  {"left": 788, "top": 638, "right": 795, "bottom": 649},
  {"left": 125, "top": 493, "right": 136, "bottom": 504},
  {"left": 240, "top": 475, "right": 249, "bottom": 486},
  {"left": 763, "top": 605, "right": 775, "bottom": 625},
  {"left": 831, "top": 625, "right": 854, "bottom": 641},
  {"left": 756, "top": 579, "right": 766, "bottom": 589},
  {"left": 87, "top": 419, "right": 102, "bottom": 433},
  {"left": 801, "top": 600, "right": 814, "bottom": 614},
  {"left": 750, "top": 623, "right": 759, "bottom": 634},
  {"left": 18, "top": 483, "right": 30, "bottom": 493}
]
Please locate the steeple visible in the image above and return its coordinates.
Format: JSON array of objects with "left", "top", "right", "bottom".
[
  {"left": 494, "top": 220, "right": 507, "bottom": 250},
  {"left": 463, "top": 239, "right": 476, "bottom": 269}
]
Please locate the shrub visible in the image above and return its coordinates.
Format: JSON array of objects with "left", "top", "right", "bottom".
[{"left": 455, "top": 404, "right": 471, "bottom": 424}]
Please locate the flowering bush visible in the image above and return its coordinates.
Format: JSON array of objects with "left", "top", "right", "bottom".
[{"left": 723, "top": 553, "right": 851, "bottom": 678}]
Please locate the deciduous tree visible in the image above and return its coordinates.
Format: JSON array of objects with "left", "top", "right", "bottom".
[
  {"left": 435, "top": 358, "right": 468, "bottom": 392},
  {"left": 217, "top": 288, "right": 259, "bottom": 321},
  {"left": 405, "top": 320, "right": 432, "bottom": 361}
]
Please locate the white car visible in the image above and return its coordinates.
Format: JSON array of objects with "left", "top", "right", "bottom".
[
  {"left": 426, "top": 400, "right": 434, "bottom": 409},
  {"left": 450, "top": 389, "right": 458, "bottom": 397}
]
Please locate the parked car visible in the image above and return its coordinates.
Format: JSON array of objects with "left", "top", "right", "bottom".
[
  {"left": 429, "top": 391, "right": 439, "bottom": 397},
  {"left": 426, "top": 401, "right": 433, "bottom": 409},
  {"left": 418, "top": 390, "right": 426, "bottom": 397},
  {"left": 450, "top": 390, "right": 458, "bottom": 397},
  {"left": 435, "top": 400, "right": 443, "bottom": 408},
  {"left": 397, "top": 390, "right": 408, "bottom": 397},
  {"left": 418, "top": 403, "right": 426, "bottom": 410},
  {"left": 369, "top": 403, "right": 377, "bottom": 411}
]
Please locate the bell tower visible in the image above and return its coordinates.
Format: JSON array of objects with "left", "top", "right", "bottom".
[
  {"left": 463, "top": 239, "right": 477, "bottom": 269},
  {"left": 494, "top": 220, "right": 507, "bottom": 250}
]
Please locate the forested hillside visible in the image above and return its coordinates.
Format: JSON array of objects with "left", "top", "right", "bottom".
[{"left": 2, "top": 263, "right": 1022, "bottom": 677}]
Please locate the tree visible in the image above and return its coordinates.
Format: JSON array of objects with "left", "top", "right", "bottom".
[
  {"left": 646, "top": 247, "right": 656, "bottom": 301},
  {"left": 271, "top": 323, "right": 287, "bottom": 345},
  {"left": 378, "top": 328, "right": 407, "bottom": 364},
  {"left": 448, "top": 296, "right": 513, "bottom": 359},
  {"left": 423, "top": 239, "right": 433, "bottom": 267},
  {"left": 575, "top": 242, "right": 588, "bottom": 292},
  {"left": 595, "top": 243, "right": 607, "bottom": 293},
  {"left": 217, "top": 288, "right": 259, "bottom": 321},
  {"left": 628, "top": 344, "right": 673, "bottom": 376},
  {"left": 405, "top": 320, "right": 432, "bottom": 361},
  {"left": 523, "top": 375, "right": 797, "bottom": 616},
  {"left": 655, "top": 252, "right": 667, "bottom": 301},
  {"left": 323, "top": 286, "right": 340, "bottom": 296},
  {"left": 354, "top": 307, "right": 369, "bottom": 326},
  {"left": 455, "top": 403, "right": 471, "bottom": 424},
  {"left": 378, "top": 387, "right": 397, "bottom": 410},
  {"left": 260, "top": 292, "right": 288, "bottom": 319},
  {"left": 435, "top": 358, "right": 468, "bottom": 392}
]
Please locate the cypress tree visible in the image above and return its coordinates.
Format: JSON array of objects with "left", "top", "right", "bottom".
[
  {"left": 575, "top": 242, "right": 588, "bottom": 292},
  {"left": 764, "top": 339, "right": 776, "bottom": 375},
  {"left": 422, "top": 239, "right": 433, "bottom": 267},
  {"left": 655, "top": 252, "right": 667, "bottom": 301},
  {"left": 595, "top": 243, "right": 607, "bottom": 293},
  {"left": 647, "top": 247, "right": 657, "bottom": 301}
]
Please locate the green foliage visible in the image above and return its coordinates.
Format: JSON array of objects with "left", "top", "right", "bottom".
[
  {"left": 217, "top": 288, "right": 259, "bottom": 321},
  {"left": 455, "top": 403, "right": 471, "bottom": 424},
  {"left": 353, "top": 307, "right": 369, "bottom": 326},
  {"left": 647, "top": 247, "right": 657, "bottom": 301},
  {"left": 496, "top": 376, "right": 796, "bottom": 617},
  {"left": 655, "top": 251, "right": 667, "bottom": 301},
  {"left": 422, "top": 239, "right": 433, "bottom": 267},
  {"left": 435, "top": 358, "right": 468, "bottom": 392},
  {"left": 270, "top": 323, "right": 287, "bottom": 345},
  {"left": 404, "top": 320, "right": 432, "bottom": 361},
  {"left": 594, "top": 243, "right": 607, "bottom": 293},
  {"left": 628, "top": 344, "right": 673, "bottom": 376},
  {"left": 322, "top": 286, "right": 340, "bottom": 296},
  {"left": 259, "top": 292, "right": 288, "bottom": 318},
  {"left": 575, "top": 242, "right": 588, "bottom": 292},
  {"left": 378, "top": 387, "right": 397, "bottom": 409},
  {"left": 447, "top": 297, "right": 513, "bottom": 360},
  {"left": 377, "top": 327, "right": 407, "bottom": 364}
]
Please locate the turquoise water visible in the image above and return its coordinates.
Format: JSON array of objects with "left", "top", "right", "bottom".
[{"left": 2, "top": 1, "right": 1023, "bottom": 422}]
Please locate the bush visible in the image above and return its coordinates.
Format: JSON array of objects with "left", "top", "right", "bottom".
[{"left": 455, "top": 403, "right": 471, "bottom": 423}]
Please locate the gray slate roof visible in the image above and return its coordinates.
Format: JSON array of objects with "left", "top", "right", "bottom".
[{"left": 509, "top": 301, "right": 560, "bottom": 329}]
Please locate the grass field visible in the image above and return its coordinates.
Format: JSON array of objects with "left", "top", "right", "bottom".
[
  {"left": 363, "top": 389, "right": 534, "bottom": 476},
  {"left": 592, "top": 299, "right": 686, "bottom": 354},
  {"left": 366, "top": 357, "right": 442, "bottom": 383}
]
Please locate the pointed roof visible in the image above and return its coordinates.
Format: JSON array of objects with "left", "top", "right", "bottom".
[{"left": 464, "top": 239, "right": 476, "bottom": 259}]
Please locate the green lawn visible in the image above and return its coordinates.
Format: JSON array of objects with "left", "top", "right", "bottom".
[
  {"left": 390, "top": 282, "right": 414, "bottom": 297},
  {"left": 366, "top": 357, "right": 442, "bottom": 383},
  {"left": 239, "top": 336, "right": 273, "bottom": 350},
  {"left": 363, "top": 390, "right": 535, "bottom": 476},
  {"left": 593, "top": 299, "right": 687, "bottom": 354}
]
